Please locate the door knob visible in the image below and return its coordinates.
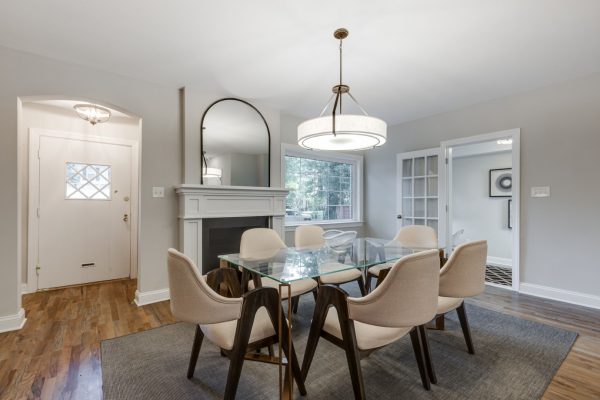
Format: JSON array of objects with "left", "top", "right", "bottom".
[
  {"left": 123, "top": 214, "right": 129, "bottom": 222},
  {"left": 397, "top": 214, "right": 402, "bottom": 219}
]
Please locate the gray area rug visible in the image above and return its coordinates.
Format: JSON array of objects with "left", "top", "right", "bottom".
[{"left": 102, "top": 288, "right": 576, "bottom": 399}]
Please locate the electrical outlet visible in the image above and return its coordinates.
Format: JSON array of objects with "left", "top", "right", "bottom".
[
  {"left": 152, "top": 186, "right": 165, "bottom": 198},
  {"left": 531, "top": 186, "right": 550, "bottom": 198}
]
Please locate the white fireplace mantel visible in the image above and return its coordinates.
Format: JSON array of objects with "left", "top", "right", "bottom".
[{"left": 175, "top": 184, "right": 289, "bottom": 266}]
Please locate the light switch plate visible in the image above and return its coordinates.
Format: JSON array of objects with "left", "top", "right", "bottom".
[
  {"left": 531, "top": 186, "right": 550, "bottom": 198},
  {"left": 152, "top": 186, "right": 165, "bottom": 198}
]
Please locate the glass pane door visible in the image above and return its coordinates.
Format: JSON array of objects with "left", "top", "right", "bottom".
[{"left": 398, "top": 150, "right": 440, "bottom": 237}]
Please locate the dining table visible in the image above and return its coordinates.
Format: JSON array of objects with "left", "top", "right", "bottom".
[{"left": 219, "top": 237, "right": 442, "bottom": 399}]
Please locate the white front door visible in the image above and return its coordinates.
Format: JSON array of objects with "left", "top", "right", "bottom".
[
  {"left": 35, "top": 133, "right": 132, "bottom": 289},
  {"left": 396, "top": 148, "right": 443, "bottom": 246}
]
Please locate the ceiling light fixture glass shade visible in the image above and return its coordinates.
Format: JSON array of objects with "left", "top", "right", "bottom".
[
  {"left": 73, "top": 104, "right": 111, "bottom": 125},
  {"left": 298, "top": 28, "right": 387, "bottom": 151},
  {"left": 202, "top": 167, "right": 222, "bottom": 178}
]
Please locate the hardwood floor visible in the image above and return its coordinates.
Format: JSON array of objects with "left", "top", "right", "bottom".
[{"left": 0, "top": 280, "right": 599, "bottom": 399}]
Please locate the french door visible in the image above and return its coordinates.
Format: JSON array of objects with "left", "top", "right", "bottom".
[{"left": 396, "top": 148, "right": 444, "bottom": 246}]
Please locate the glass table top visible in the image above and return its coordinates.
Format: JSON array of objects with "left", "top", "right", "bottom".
[{"left": 219, "top": 237, "right": 436, "bottom": 284}]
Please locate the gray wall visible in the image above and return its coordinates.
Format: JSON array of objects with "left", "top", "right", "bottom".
[
  {"left": 452, "top": 151, "right": 512, "bottom": 261},
  {"left": 365, "top": 72, "right": 600, "bottom": 296},
  {"left": 0, "top": 46, "right": 180, "bottom": 317}
]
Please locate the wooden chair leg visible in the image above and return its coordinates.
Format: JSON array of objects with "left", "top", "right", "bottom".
[
  {"left": 365, "top": 274, "right": 372, "bottom": 293},
  {"left": 418, "top": 325, "right": 437, "bottom": 384},
  {"left": 291, "top": 296, "right": 299, "bottom": 314},
  {"left": 456, "top": 302, "right": 475, "bottom": 354},
  {"left": 187, "top": 324, "right": 204, "bottom": 379},
  {"left": 357, "top": 276, "right": 367, "bottom": 297},
  {"left": 410, "top": 327, "right": 431, "bottom": 390},
  {"left": 338, "top": 312, "right": 366, "bottom": 399},
  {"left": 301, "top": 296, "right": 330, "bottom": 379}
]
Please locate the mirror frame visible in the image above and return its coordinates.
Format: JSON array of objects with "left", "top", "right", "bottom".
[{"left": 200, "top": 98, "right": 271, "bottom": 186}]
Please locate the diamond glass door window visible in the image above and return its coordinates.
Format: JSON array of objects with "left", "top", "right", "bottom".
[{"left": 66, "top": 162, "right": 112, "bottom": 200}]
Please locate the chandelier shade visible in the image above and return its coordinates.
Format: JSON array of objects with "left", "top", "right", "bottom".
[
  {"left": 298, "top": 28, "right": 387, "bottom": 151},
  {"left": 298, "top": 114, "right": 387, "bottom": 151}
]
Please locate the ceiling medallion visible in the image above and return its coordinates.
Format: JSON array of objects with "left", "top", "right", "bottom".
[{"left": 298, "top": 28, "right": 387, "bottom": 151}]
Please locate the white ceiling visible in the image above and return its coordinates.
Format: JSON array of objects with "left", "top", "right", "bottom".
[{"left": 2, "top": 1, "right": 600, "bottom": 125}]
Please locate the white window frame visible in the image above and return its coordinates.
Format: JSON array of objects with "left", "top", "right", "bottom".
[{"left": 281, "top": 143, "right": 363, "bottom": 230}]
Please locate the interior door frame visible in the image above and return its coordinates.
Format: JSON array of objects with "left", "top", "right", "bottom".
[
  {"left": 440, "top": 128, "right": 521, "bottom": 291},
  {"left": 396, "top": 147, "right": 445, "bottom": 248},
  {"left": 27, "top": 128, "right": 140, "bottom": 292}
]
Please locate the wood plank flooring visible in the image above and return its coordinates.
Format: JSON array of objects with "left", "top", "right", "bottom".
[{"left": 0, "top": 280, "right": 599, "bottom": 399}]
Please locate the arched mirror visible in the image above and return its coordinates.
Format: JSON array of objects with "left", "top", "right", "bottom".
[{"left": 200, "top": 98, "right": 270, "bottom": 187}]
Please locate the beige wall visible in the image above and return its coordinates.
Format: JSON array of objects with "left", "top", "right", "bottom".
[
  {"left": 0, "top": 45, "right": 181, "bottom": 317},
  {"left": 364, "top": 72, "right": 600, "bottom": 297}
]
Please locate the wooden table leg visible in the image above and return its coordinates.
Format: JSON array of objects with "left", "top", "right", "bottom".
[{"left": 279, "top": 283, "right": 293, "bottom": 400}]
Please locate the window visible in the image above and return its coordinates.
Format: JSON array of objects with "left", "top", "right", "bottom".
[
  {"left": 66, "top": 162, "right": 112, "bottom": 200},
  {"left": 283, "top": 145, "right": 362, "bottom": 225}
]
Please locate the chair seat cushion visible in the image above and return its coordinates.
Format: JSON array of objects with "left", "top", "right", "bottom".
[
  {"left": 319, "top": 268, "right": 363, "bottom": 284},
  {"left": 200, "top": 306, "right": 275, "bottom": 350},
  {"left": 437, "top": 296, "right": 464, "bottom": 315},
  {"left": 248, "top": 277, "right": 318, "bottom": 300},
  {"left": 368, "top": 262, "right": 393, "bottom": 277},
  {"left": 323, "top": 307, "right": 411, "bottom": 350}
]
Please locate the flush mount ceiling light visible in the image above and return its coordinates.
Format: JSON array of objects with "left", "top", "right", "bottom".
[
  {"left": 73, "top": 103, "right": 111, "bottom": 125},
  {"left": 298, "top": 28, "right": 387, "bottom": 151}
]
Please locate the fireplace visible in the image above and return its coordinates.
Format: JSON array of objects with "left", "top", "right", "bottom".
[
  {"left": 201, "top": 216, "right": 269, "bottom": 274},
  {"left": 174, "top": 184, "right": 288, "bottom": 276}
]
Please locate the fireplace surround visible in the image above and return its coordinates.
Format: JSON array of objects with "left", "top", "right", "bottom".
[{"left": 175, "top": 184, "right": 289, "bottom": 271}]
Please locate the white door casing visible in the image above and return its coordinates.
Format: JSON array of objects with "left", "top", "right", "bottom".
[
  {"left": 440, "top": 128, "right": 521, "bottom": 291},
  {"left": 28, "top": 129, "right": 138, "bottom": 290},
  {"left": 396, "top": 148, "right": 445, "bottom": 248}
]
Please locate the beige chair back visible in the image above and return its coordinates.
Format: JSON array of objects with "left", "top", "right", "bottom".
[
  {"left": 393, "top": 225, "right": 438, "bottom": 249},
  {"left": 439, "top": 240, "right": 487, "bottom": 298},
  {"left": 347, "top": 249, "right": 440, "bottom": 328},
  {"left": 167, "top": 248, "right": 242, "bottom": 324},
  {"left": 295, "top": 225, "right": 325, "bottom": 249},
  {"left": 239, "top": 228, "right": 287, "bottom": 259}
]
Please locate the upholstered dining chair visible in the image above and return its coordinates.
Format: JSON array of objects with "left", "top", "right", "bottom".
[
  {"left": 167, "top": 248, "right": 306, "bottom": 400},
  {"left": 242, "top": 228, "right": 318, "bottom": 312},
  {"left": 435, "top": 240, "right": 487, "bottom": 354},
  {"left": 302, "top": 249, "right": 441, "bottom": 399},
  {"left": 295, "top": 225, "right": 366, "bottom": 296},
  {"left": 366, "top": 225, "right": 438, "bottom": 292}
]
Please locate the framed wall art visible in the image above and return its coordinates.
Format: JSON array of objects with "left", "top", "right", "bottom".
[{"left": 489, "top": 168, "right": 512, "bottom": 197}]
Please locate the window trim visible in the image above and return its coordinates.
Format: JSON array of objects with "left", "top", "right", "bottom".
[{"left": 281, "top": 143, "right": 363, "bottom": 227}]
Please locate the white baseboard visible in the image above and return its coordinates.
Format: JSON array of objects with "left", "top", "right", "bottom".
[
  {"left": 134, "top": 288, "right": 170, "bottom": 306},
  {"left": 520, "top": 283, "right": 600, "bottom": 310},
  {"left": 487, "top": 256, "right": 512, "bottom": 268},
  {"left": 0, "top": 308, "right": 27, "bottom": 333}
]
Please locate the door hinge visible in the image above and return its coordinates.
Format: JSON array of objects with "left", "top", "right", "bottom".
[{"left": 36, "top": 264, "right": 41, "bottom": 275}]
